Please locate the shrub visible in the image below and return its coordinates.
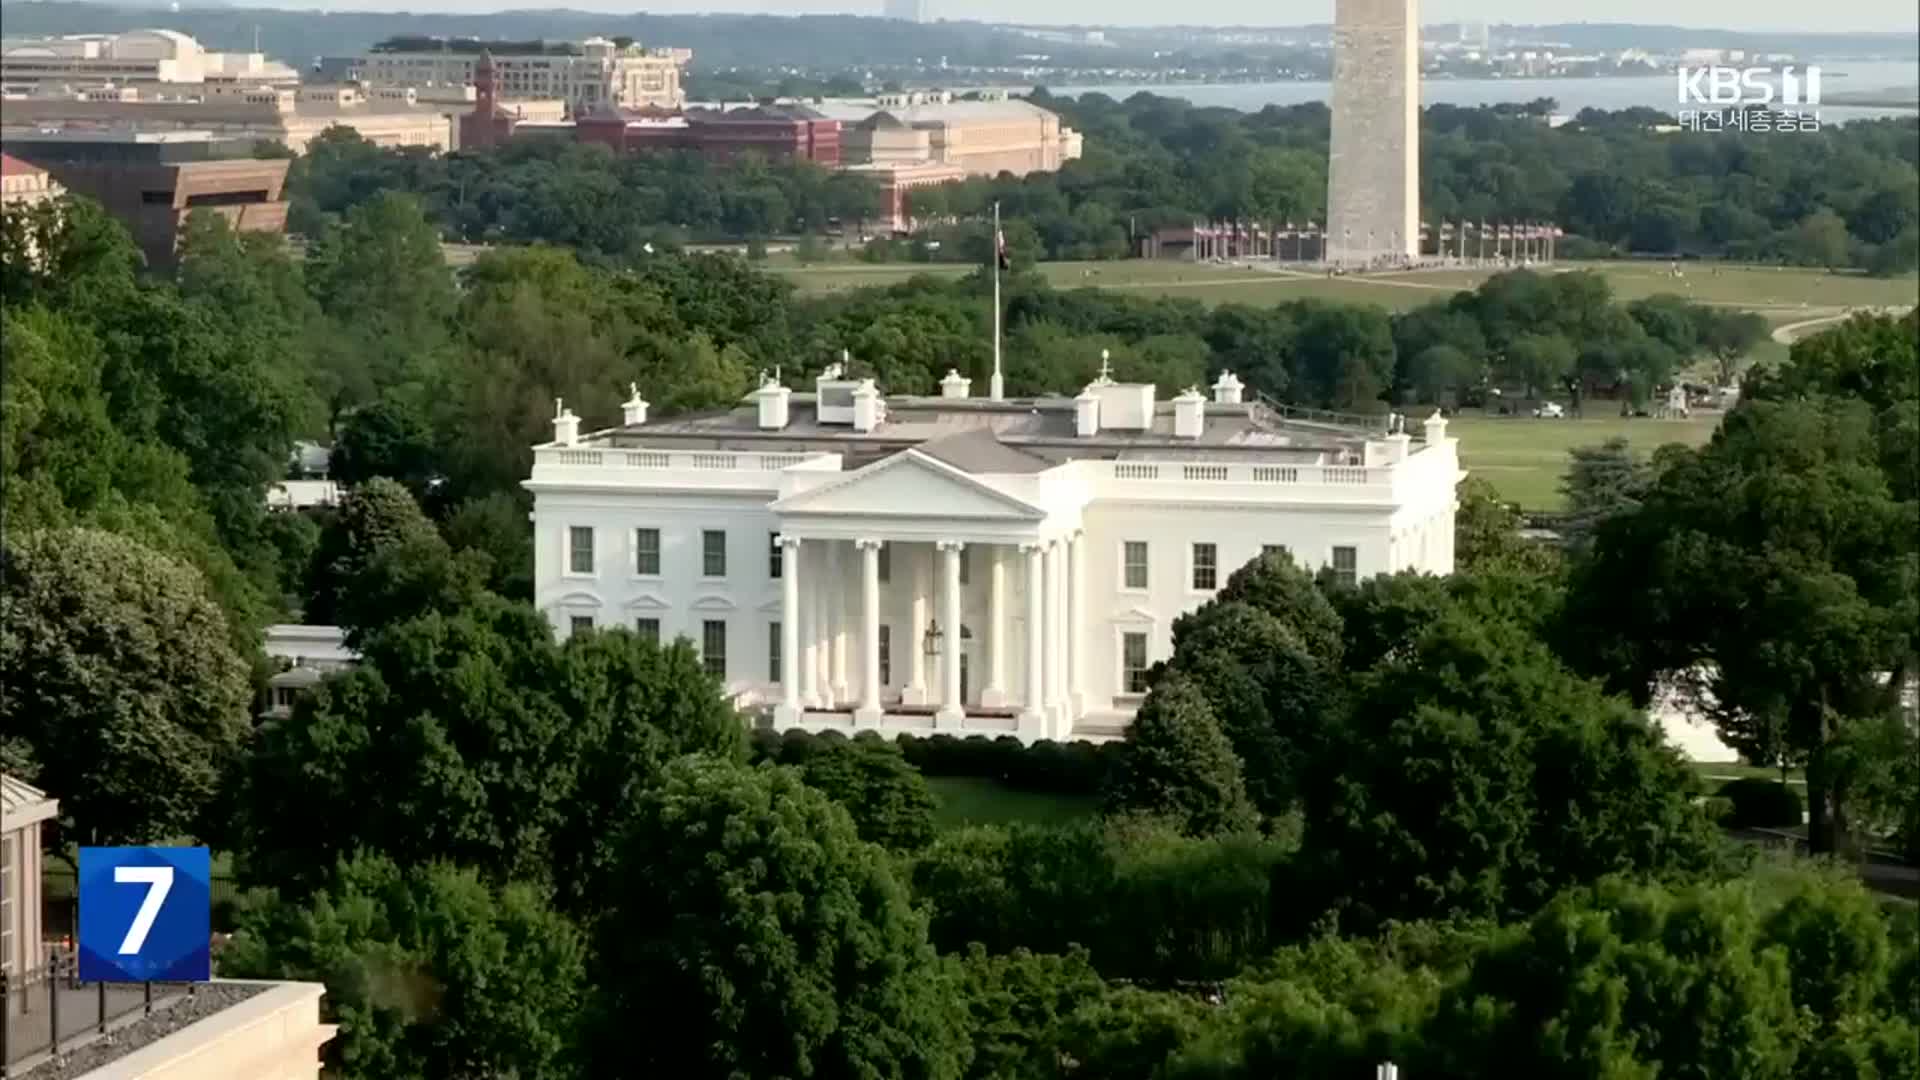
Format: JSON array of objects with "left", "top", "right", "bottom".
[{"left": 1720, "top": 777, "right": 1806, "bottom": 829}]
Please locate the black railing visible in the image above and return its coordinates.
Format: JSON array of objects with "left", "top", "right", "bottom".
[
  {"left": 1, "top": 950, "right": 193, "bottom": 1077},
  {"left": 1252, "top": 393, "right": 1395, "bottom": 437}
]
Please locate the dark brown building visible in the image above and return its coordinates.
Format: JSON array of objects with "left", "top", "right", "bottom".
[{"left": 6, "top": 138, "right": 289, "bottom": 271}]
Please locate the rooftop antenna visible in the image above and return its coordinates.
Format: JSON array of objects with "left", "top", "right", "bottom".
[{"left": 1098, "top": 348, "right": 1112, "bottom": 383}]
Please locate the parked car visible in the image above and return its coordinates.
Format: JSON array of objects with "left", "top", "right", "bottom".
[{"left": 1533, "top": 402, "right": 1566, "bottom": 419}]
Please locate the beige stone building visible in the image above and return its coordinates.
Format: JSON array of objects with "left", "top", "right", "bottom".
[
  {"left": 353, "top": 36, "right": 685, "bottom": 112},
  {"left": 0, "top": 87, "right": 457, "bottom": 154},
  {"left": 815, "top": 91, "right": 1082, "bottom": 177},
  {"left": 1, "top": 30, "right": 299, "bottom": 93},
  {"left": 0, "top": 151, "right": 62, "bottom": 209}
]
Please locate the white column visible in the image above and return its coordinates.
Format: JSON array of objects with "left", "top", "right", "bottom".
[
  {"left": 1043, "top": 538, "right": 1064, "bottom": 735},
  {"left": 1067, "top": 529, "right": 1085, "bottom": 719},
  {"left": 775, "top": 535, "right": 802, "bottom": 725},
  {"left": 1019, "top": 543, "right": 1045, "bottom": 738},
  {"left": 799, "top": 542, "right": 821, "bottom": 709},
  {"left": 814, "top": 544, "right": 833, "bottom": 707},
  {"left": 829, "top": 540, "right": 849, "bottom": 704},
  {"left": 982, "top": 545, "right": 1009, "bottom": 708},
  {"left": 904, "top": 544, "right": 929, "bottom": 706},
  {"left": 856, "top": 538, "right": 883, "bottom": 726},
  {"left": 936, "top": 541, "right": 965, "bottom": 727}
]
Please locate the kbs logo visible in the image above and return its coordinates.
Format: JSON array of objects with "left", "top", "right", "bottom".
[
  {"left": 1676, "top": 65, "right": 1822, "bottom": 134},
  {"left": 1677, "top": 65, "right": 1822, "bottom": 107}
]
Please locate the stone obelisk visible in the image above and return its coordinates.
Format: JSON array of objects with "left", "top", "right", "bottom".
[{"left": 1326, "top": 0, "right": 1420, "bottom": 266}]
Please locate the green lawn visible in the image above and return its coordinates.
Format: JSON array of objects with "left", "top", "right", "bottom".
[
  {"left": 1450, "top": 414, "right": 1721, "bottom": 509},
  {"left": 926, "top": 775, "right": 1102, "bottom": 831},
  {"left": 1688, "top": 762, "right": 1807, "bottom": 786},
  {"left": 768, "top": 257, "right": 1917, "bottom": 314}
]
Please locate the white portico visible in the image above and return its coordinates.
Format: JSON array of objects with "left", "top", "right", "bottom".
[{"left": 526, "top": 365, "right": 1464, "bottom": 743}]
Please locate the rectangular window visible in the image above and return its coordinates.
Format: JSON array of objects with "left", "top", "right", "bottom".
[
  {"left": 1192, "top": 543, "right": 1218, "bottom": 591},
  {"left": 878, "top": 543, "right": 891, "bottom": 583},
  {"left": 634, "top": 528, "right": 660, "bottom": 575},
  {"left": 569, "top": 526, "right": 595, "bottom": 574},
  {"left": 878, "top": 624, "right": 892, "bottom": 686},
  {"left": 959, "top": 546, "right": 971, "bottom": 585},
  {"left": 769, "top": 621, "right": 782, "bottom": 683},
  {"left": 1123, "top": 541, "right": 1149, "bottom": 589},
  {"left": 1331, "top": 546, "right": 1358, "bottom": 587},
  {"left": 703, "top": 530, "right": 727, "bottom": 578},
  {"left": 636, "top": 618, "right": 660, "bottom": 643},
  {"left": 769, "top": 533, "right": 783, "bottom": 579},
  {"left": 702, "top": 620, "right": 727, "bottom": 678},
  {"left": 570, "top": 615, "right": 594, "bottom": 635},
  {"left": 1262, "top": 544, "right": 1289, "bottom": 562},
  {"left": 1122, "top": 632, "right": 1150, "bottom": 694}
]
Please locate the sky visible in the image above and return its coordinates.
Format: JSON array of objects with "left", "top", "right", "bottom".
[{"left": 282, "top": 2, "right": 1920, "bottom": 34}]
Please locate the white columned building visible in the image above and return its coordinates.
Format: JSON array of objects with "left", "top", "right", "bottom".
[{"left": 526, "top": 367, "right": 1464, "bottom": 743}]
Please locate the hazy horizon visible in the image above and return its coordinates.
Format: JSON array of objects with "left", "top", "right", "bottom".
[{"left": 171, "top": 1, "right": 1918, "bottom": 35}]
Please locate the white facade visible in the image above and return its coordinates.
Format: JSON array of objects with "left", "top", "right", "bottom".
[{"left": 526, "top": 371, "right": 1463, "bottom": 744}]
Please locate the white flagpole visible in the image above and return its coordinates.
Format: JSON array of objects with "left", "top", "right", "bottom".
[{"left": 990, "top": 200, "right": 1004, "bottom": 401}]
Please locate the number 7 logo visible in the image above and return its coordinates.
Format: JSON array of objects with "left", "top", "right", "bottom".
[
  {"left": 79, "top": 847, "right": 211, "bottom": 983},
  {"left": 114, "top": 865, "right": 175, "bottom": 955}
]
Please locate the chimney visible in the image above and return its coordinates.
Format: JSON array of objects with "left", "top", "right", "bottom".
[
  {"left": 940, "top": 369, "right": 971, "bottom": 399},
  {"left": 1423, "top": 410, "right": 1449, "bottom": 445},
  {"left": 1211, "top": 370, "right": 1244, "bottom": 404},
  {"left": 621, "top": 383, "right": 649, "bottom": 426},
  {"left": 755, "top": 371, "right": 792, "bottom": 431},
  {"left": 551, "top": 398, "right": 580, "bottom": 446},
  {"left": 852, "top": 379, "right": 882, "bottom": 433},
  {"left": 1172, "top": 387, "right": 1206, "bottom": 439},
  {"left": 1075, "top": 388, "right": 1100, "bottom": 437}
]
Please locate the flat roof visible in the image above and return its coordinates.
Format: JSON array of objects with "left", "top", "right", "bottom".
[{"left": 583, "top": 391, "right": 1361, "bottom": 465}]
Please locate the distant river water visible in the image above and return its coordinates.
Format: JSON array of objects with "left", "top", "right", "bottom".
[{"left": 1050, "top": 60, "right": 1920, "bottom": 123}]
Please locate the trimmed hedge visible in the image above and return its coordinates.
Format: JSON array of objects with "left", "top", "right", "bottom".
[
  {"left": 1718, "top": 777, "right": 1805, "bottom": 829},
  {"left": 747, "top": 729, "right": 1123, "bottom": 795}
]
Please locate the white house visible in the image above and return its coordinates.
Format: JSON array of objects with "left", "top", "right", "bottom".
[
  {"left": 525, "top": 365, "right": 1465, "bottom": 743},
  {"left": 261, "top": 624, "right": 356, "bottom": 719}
]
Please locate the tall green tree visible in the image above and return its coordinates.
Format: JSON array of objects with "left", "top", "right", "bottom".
[
  {"left": 1567, "top": 317, "right": 1918, "bottom": 854},
  {"left": 0, "top": 528, "right": 252, "bottom": 846},
  {"left": 1105, "top": 672, "right": 1260, "bottom": 836},
  {"left": 220, "top": 855, "right": 588, "bottom": 1080},
  {"left": 592, "top": 756, "right": 969, "bottom": 1079}
]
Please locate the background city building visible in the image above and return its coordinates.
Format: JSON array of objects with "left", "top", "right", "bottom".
[
  {"left": 1, "top": 29, "right": 300, "bottom": 93},
  {"left": 0, "top": 152, "right": 62, "bottom": 210},
  {"left": 4, "top": 134, "right": 289, "bottom": 270},
  {"left": 883, "top": 0, "right": 934, "bottom": 22},
  {"left": 349, "top": 35, "right": 687, "bottom": 112}
]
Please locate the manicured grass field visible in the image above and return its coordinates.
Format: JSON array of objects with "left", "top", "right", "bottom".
[
  {"left": 767, "top": 257, "right": 1918, "bottom": 315},
  {"left": 1689, "top": 762, "right": 1807, "bottom": 786},
  {"left": 926, "top": 775, "right": 1102, "bottom": 831},
  {"left": 1449, "top": 413, "right": 1721, "bottom": 510}
]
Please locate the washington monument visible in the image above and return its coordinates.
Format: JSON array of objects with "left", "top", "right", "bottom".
[{"left": 1326, "top": 0, "right": 1420, "bottom": 265}]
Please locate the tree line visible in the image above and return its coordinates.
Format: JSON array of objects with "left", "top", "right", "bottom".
[{"left": 285, "top": 91, "right": 1920, "bottom": 274}]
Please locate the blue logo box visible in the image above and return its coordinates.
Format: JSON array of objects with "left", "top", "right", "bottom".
[{"left": 77, "top": 847, "right": 212, "bottom": 983}]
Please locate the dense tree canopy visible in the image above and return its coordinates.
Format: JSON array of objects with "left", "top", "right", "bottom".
[
  {"left": 591, "top": 756, "right": 969, "bottom": 1078},
  {"left": 0, "top": 528, "right": 253, "bottom": 847},
  {"left": 221, "top": 855, "right": 588, "bottom": 1080}
]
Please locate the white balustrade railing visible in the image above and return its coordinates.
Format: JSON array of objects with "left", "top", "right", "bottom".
[
  {"left": 536, "top": 447, "right": 822, "bottom": 473},
  {"left": 1104, "top": 460, "right": 1388, "bottom": 488}
]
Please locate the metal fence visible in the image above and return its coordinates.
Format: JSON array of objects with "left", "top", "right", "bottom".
[
  {"left": 41, "top": 869, "right": 241, "bottom": 939},
  {"left": 1, "top": 950, "right": 193, "bottom": 1077}
]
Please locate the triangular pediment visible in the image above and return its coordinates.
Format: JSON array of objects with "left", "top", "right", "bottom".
[
  {"left": 625, "top": 594, "right": 671, "bottom": 612},
  {"left": 772, "top": 450, "right": 1046, "bottom": 521}
]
